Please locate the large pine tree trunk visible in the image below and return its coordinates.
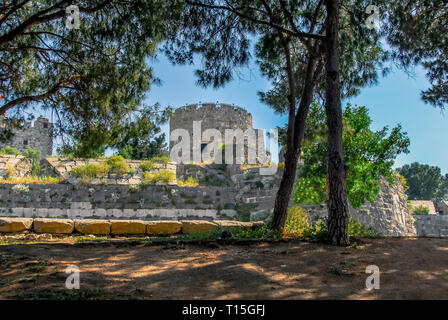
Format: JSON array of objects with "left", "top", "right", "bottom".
[{"left": 324, "top": 0, "right": 350, "bottom": 245}]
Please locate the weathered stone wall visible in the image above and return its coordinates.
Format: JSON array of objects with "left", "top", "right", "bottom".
[
  {"left": 43, "top": 157, "right": 177, "bottom": 185},
  {"left": 0, "top": 118, "right": 53, "bottom": 157},
  {"left": 0, "top": 184, "right": 239, "bottom": 220},
  {"left": 414, "top": 215, "right": 448, "bottom": 237},
  {"left": 0, "top": 157, "right": 441, "bottom": 237},
  {"left": 0, "top": 155, "right": 32, "bottom": 178},
  {"left": 293, "top": 177, "right": 418, "bottom": 237},
  {"left": 434, "top": 201, "right": 448, "bottom": 215}
]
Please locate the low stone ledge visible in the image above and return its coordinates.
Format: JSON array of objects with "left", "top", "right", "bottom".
[
  {"left": 74, "top": 219, "right": 111, "bottom": 235},
  {"left": 213, "top": 220, "right": 264, "bottom": 231},
  {"left": 110, "top": 220, "right": 147, "bottom": 236},
  {"left": 146, "top": 221, "right": 182, "bottom": 236},
  {"left": 33, "top": 218, "right": 74, "bottom": 234},
  {"left": 181, "top": 220, "right": 219, "bottom": 234},
  {"left": 0, "top": 218, "right": 33, "bottom": 233}
]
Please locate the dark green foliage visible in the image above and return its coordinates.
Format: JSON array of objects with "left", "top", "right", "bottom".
[
  {"left": 397, "top": 162, "right": 448, "bottom": 201},
  {"left": 231, "top": 225, "right": 283, "bottom": 240},
  {"left": 385, "top": 0, "right": 448, "bottom": 109},
  {"left": 1, "top": 1, "right": 181, "bottom": 156},
  {"left": 293, "top": 103, "right": 410, "bottom": 208}
]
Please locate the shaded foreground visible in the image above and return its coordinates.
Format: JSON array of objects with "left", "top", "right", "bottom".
[{"left": 0, "top": 237, "right": 447, "bottom": 299}]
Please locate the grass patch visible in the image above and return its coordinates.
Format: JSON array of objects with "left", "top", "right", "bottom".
[{"left": 0, "top": 176, "right": 61, "bottom": 184}]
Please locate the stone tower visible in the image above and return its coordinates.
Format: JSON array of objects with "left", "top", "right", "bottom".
[
  {"left": 0, "top": 117, "right": 53, "bottom": 157},
  {"left": 169, "top": 103, "right": 267, "bottom": 164}
]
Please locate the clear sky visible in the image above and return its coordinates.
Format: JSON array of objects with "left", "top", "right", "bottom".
[{"left": 146, "top": 53, "right": 447, "bottom": 175}]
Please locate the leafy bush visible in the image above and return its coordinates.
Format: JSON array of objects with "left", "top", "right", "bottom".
[
  {"left": 301, "top": 218, "right": 328, "bottom": 242},
  {"left": 232, "top": 225, "right": 283, "bottom": 240},
  {"left": 106, "top": 155, "right": 130, "bottom": 175},
  {"left": 139, "top": 160, "right": 155, "bottom": 172},
  {"left": 178, "top": 176, "right": 199, "bottom": 186},
  {"left": 70, "top": 163, "right": 110, "bottom": 180},
  {"left": 282, "top": 206, "right": 328, "bottom": 242},
  {"left": 284, "top": 206, "right": 311, "bottom": 238},
  {"left": 412, "top": 205, "right": 430, "bottom": 215},
  {"left": 0, "top": 146, "right": 22, "bottom": 156},
  {"left": 348, "top": 219, "right": 381, "bottom": 238},
  {"left": 142, "top": 170, "right": 176, "bottom": 185}
]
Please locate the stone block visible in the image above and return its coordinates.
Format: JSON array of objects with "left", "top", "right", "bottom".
[
  {"left": 0, "top": 217, "right": 33, "bottom": 233},
  {"left": 33, "top": 218, "right": 74, "bottom": 234},
  {"left": 146, "top": 221, "right": 182, "bottom": 236},
  {"left": 74, "top": 219, "right": 111, "bottom": 235},
  {"left": 110, "top": 220, "right": 147, "bottom": 235},
  {"left": 181, "top": 220, "right": 219, "bottom": 234}
]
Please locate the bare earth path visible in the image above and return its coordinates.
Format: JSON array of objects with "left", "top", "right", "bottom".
[{"left": 0, "top": 237, "right": 447, "bottom": 299}]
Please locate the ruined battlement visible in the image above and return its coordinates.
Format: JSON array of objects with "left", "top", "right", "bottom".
[{"left": 170, "top": 103, "right": 253, "bottom": 135}]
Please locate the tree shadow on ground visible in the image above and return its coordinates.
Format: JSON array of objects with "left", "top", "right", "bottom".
[{"left": 0, "top": 237, "right": 447, "bottom": 299}]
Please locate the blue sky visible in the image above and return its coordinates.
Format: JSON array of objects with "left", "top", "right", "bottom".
[{"left": 146, "top": 54, "right": 447, "bottom": 175}]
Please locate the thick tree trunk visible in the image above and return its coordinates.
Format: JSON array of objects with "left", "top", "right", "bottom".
[
  {"left": 324, "top": 0, "right": 350, "bottom": 245},
  {"left": 271, "top": 54, "right": 318, "bottom": 231}
]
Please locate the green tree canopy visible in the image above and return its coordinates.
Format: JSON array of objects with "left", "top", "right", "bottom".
[
  {"left": 397, "top": 162, "right": 448, "bottom": 201},
  {"left": 57, "top": 103, "right": 170, "bottom": 159},
  {"left": 385, "top": 0, "right": 448, "bottom": 109},
  {"left": 293, "top": 103, "right": 410, "bottom": 208},
  {"left": 0, "top": 0, "right": 181, "bottom": 153}
]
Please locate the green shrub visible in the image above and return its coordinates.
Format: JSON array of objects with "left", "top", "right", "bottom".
[
  {"left": 232, "top": 225, "right": 282, "bottom": 240},
  {"left": 106, "top": 155, "right": 130, "bottom": 175},
  {"left": 178, "top": 176, "right": 199, "bottom": 186},
  {"left": 142, "top": 170, "right": 176, "bottom": 185},
  {"left": 348, "top": 219, "right": 381, "bottom": 238},
  {"left": 139, "top": 160, "right": 155, "bottom": 172},
  {"left": 284, "top": 206, "right": 311, "bottom": 237},
  {"left": 0, "top": 146, "right": 22, "bottom": 156},
  {"left": 70, "top": 163, "right": 110, "bottom": 180},
  {"left": 282, "top": 206, "right": 327, "bottom": 242},
  {"left": 5, "top": 165, "right": 15, "bottom": 179},
  {"left": 412, "top": 205, "right": 430, "bottom": 215},
  {"left": 301, "top": 218, "right": 328, "bottom": 242}
]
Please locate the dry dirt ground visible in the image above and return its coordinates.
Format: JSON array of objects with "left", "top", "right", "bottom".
[{"left": 0, "top": 237, "right": 447, "bottom": 299}]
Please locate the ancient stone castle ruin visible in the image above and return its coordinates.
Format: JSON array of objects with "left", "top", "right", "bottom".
[
  {"left": 0, "top": 103, "right": 446, "bottom": 237},
  {"left": 0, "top": 116, "right": 53, "bottom": 157},
  {"left": 170, "top": 103, "right": 268, "bottom": 164}
]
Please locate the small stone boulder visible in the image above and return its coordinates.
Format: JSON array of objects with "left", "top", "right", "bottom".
[
  {"left": 146, "top": 221, "right": 182, "bottom": 236},
  {"left": 0, "top": 218, "right": 33, "bottom": 233},
  {"left": 33, "top": 218, "right": 74, "bottom": 234},
  {"left": 181, "top": 220, "right": 219, "bottom": 234},
  {"left": 110, "top": 220, "right": 147, "bottom": 236},
  {"left": 74, "top": 219, "right": 111, "bottom": 235}
]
